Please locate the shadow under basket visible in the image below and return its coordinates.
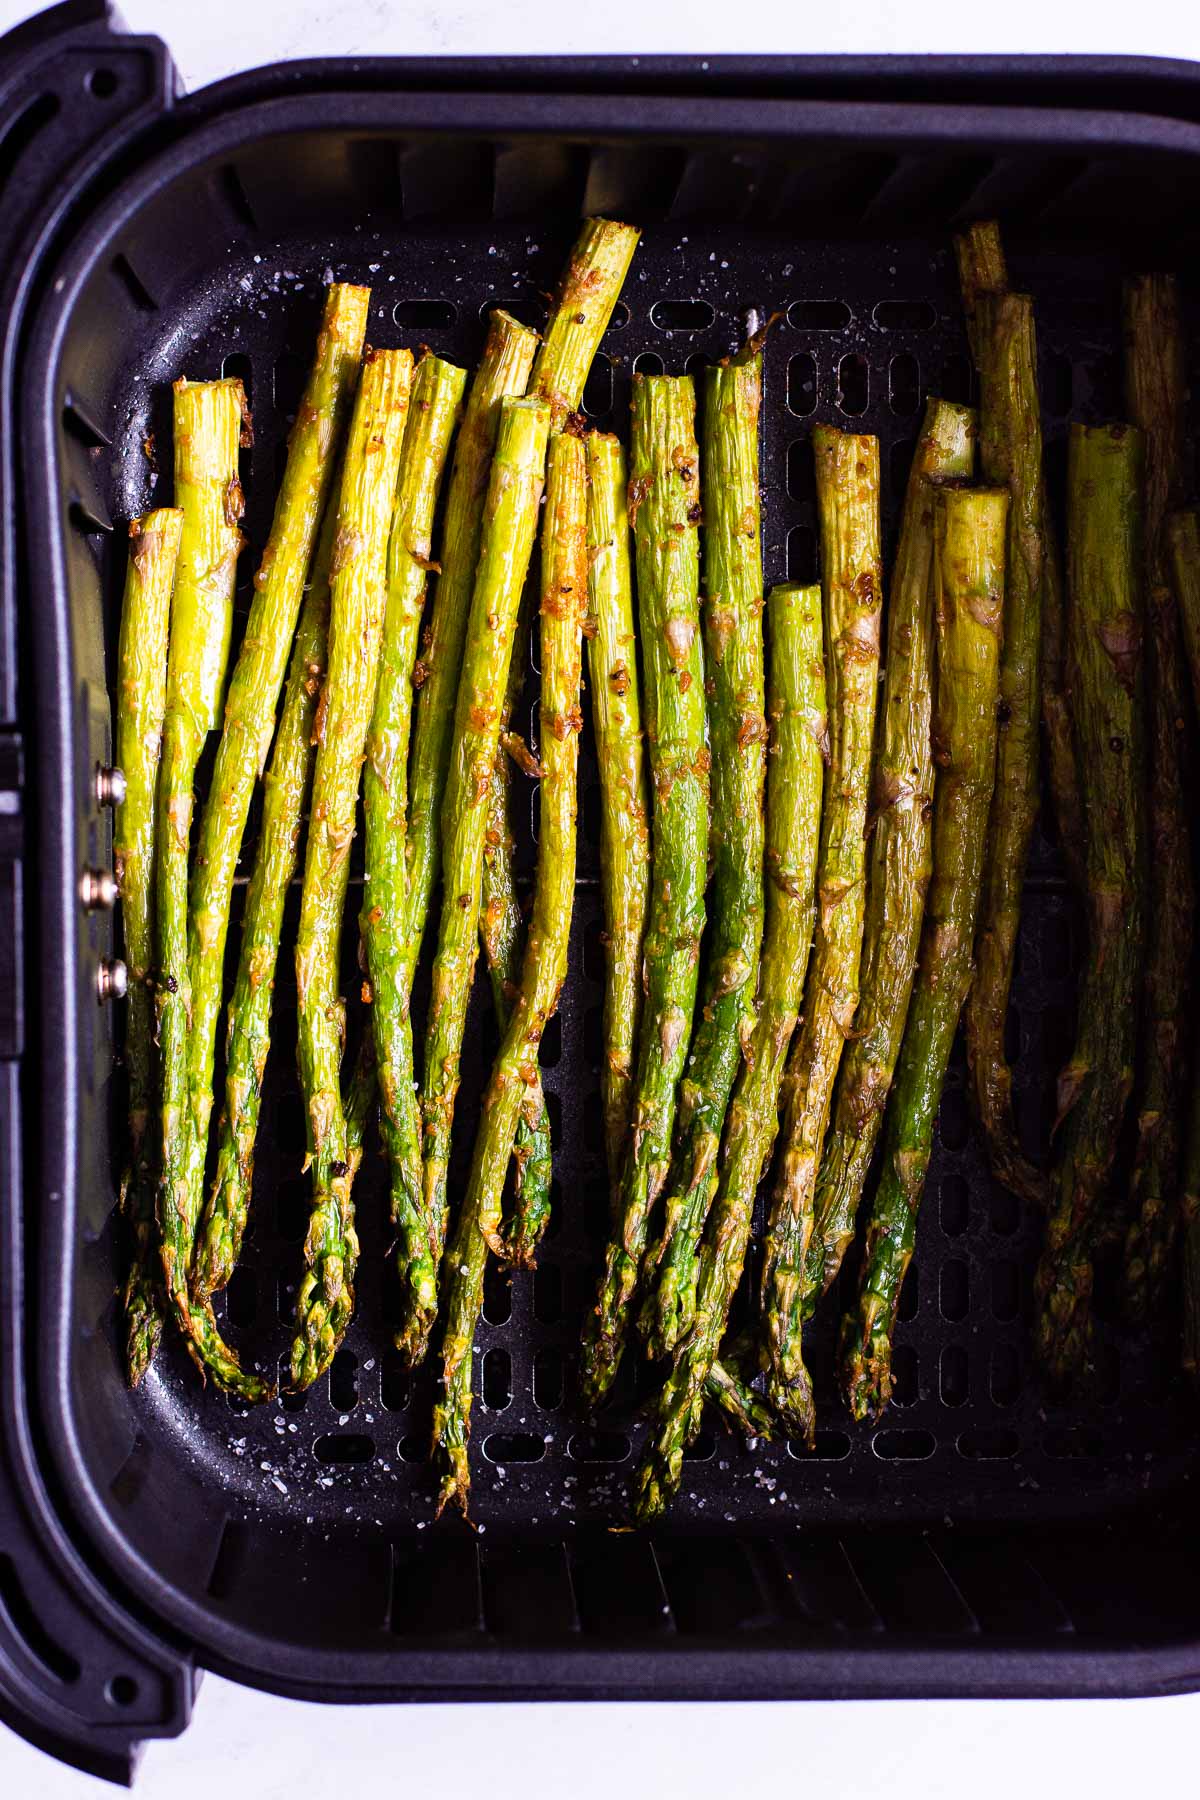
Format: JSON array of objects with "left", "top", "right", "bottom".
[{"left": 5, "top": 7, "right": 1200, "bottom": 1783}]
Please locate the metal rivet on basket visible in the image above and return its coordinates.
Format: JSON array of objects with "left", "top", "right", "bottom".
[
  {"left": 95, "top": 764, "right": 127, "bottom": 807},
  {"left": 96, "top": 957, "right": 127, "bottom": 1003},
  {"left": 80, "top": 867, "right": 119, "bottom": 911}
]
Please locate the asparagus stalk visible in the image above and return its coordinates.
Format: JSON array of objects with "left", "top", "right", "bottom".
[
  {"left": 956, "top": 221, "right": 1085, "bottom": 897},
  {"left": 530, "top": 218, "right": 641, "bottom": 429},
  {"left": 638, "top": 346, "right": 767, "bottom": 1361},
  {"left": 842, "top": 486, "right": 1007, "bottom": 1420},
  {"left": 417, "top": 395, "right": 552, "bottom": 1363},
  {"left": 578, "top": 375, "right": 708, "bottom": 1409},
  {"left": 583, "top": 431, "right": 650, "bottom": 1207},
  {"left": 759, "top": 425, "right": 883, "bottom": 1440},
  {"left": 404, "top": 312, "right": 539, "bottom": 989},
  {"left": 181, "top": 289, "right": 370, "bottom": 1326},
  {"left": 433, "top": 430, "right": 587, "bottom": 1515},
  {"left": 635, "top": 583, "right": 826, "bottom": 1520},
  {"left": 806, "top": 399, "right": 976, "bottom": 1313},
  {"left": 1171, "top": 510, "right": 1200, "bottom": 705},
  {"left": 958, "top": 288, "right": 1048, "bottom": 1207},
  {"left": 361, "top": 352, "right": 466, "bottom": 1339},
  {"left": 193, "top": 509, "right": 336, "bottom": 1299},
  {"left": 290, "top": 347, "right": 414, "bottom": 1390},
  {"left": 114, "top": 508, "right": 181, "bottom": 1384},
  {"left": 156, "top": 376, "right": 263, "bottom": 1396},
  {"left": 1122, "top": 276, "right": 1192, "bottom": 1323},
  {"left": 1035, "top": 424, "right": 1146, "bottom": 1386}
]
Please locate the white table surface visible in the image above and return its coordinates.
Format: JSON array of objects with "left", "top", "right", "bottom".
[{"left": 3, "top": 0, "right": 1200, "bottom": 1791}]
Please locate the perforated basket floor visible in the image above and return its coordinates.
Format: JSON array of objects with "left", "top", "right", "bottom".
[{"left": 87, "top": 216, "right": 1198, "bottom": 1583}]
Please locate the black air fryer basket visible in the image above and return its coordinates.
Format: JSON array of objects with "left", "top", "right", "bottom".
[{"left": 4, "top": 1, "right": 1200, "bottom": 1782}]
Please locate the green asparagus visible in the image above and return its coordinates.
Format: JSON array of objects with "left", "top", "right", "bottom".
[
  {"left": 418, "top": 395, "right": 552, "bottom": 1363},
  {"left": 842, "top": 485, "right": 1007, "bottom": 1420},
  {"left": 583, "top": 431, "right": 650, "bottom": 1208},
  {"left": 291, "top": 347, "right": 414, "bottom": 1389},
  {"left": 1035, "top": 423, "right": 1146, "bottom": 1386},
  {"left": 635, "top": 582, "right": 826, "bottom": 1520},
  {"left": 362, "top": 352, "right": 466, "bottom": 1342},
  {"left": 115, "top": 507, "right": 181, "bottom": 1384},
  {"left": 806, "top": 398, "right": 976, "bottom": 1313},
  {"left": 579, "top": 374, "right": 708, "bottom": 1409},
  {"left": 640, "top": 344, "right": 767, "bottom": 1362},
  {"left": 433, "top": 429, "right": 587, "bottom": 1516},
  {"left": 530, "top": 218, "right": 641, "bottom": 429},
  {"left": 760, "top": 426, "right": 882, "bottom": 1440},
  {"left": 1122, "top": 275, "right": 1192, "bottom": 1323},
  {"left": 960, "top": 288, "right": 1047, "bottom": 1208}
]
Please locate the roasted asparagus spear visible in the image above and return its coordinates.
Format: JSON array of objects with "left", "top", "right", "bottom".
[
  {"left": 807, "top": 398, "right": 975, "bottom": 1311},
  {"left": 759, "top": 425, "right": 883, "bottom": 1440},
  {"left": 155, "top": 376, "right": 266, "bottom": 1397},
  {"left": 433, "top": 430, "right": 587, "bottom": 1516},
  {"left": 290, "top": 347, "right": 413, "bottom": 1390},
  {"left": 640, "top": 343, "right": 767, "bottom": 1362},
  {"left": 417, "top": 395, "right": 552, "bottom": 1362},
  {"left": 583, "top": 431, "right": 650, "bottom": 1208},
  {"left": 1172, "top": 507, "right": 1200, "bottom": 1377},
  {"left": 1035, "top": 423, "right": 1146, "bottom": 1386},
  {"left": 635, "top": 582, "right": 826, "bottom": 1520},
  {"left": 193, "top": 508, "right": 336, "bottom": 1300},
  {"left": 182, "top": 288, "right": 369, "bottom": 1332},
  {"left": 579, "top": 374, "right": 708, "bottom": 1408},
  {"left": 842, "top": 486, "right": 1007, "bottom": 1420},
  {"left": 960, "top": 287, "right": 1047, "bottom": 1208},
  {"left": 115, "top": 507, "right": 181, "bottom": 1383},
  {"left": 361, "top": 352, "right": 466, "bottom": 1340},
  {"left": 1122, "top": 275, "right": 1192, "bottom": 1323}
]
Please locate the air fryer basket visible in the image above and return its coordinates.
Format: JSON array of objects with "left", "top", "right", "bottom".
[{"left": 6, "top": 4, "right": 1200, "bottom": 1783}]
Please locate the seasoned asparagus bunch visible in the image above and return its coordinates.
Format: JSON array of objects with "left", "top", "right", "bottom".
[
  {"left": 361, "top": 352, "right": 465, "bottom": 1340},
  {"left": 155, "top": 376, "right": 267, "bottom": 1397},
  {"left": 418, "top": 396, "right": 552, "bottom": 1362},
  {"left": 404, "top": 311, "right": 539, "bottom": 984},
  {"left": 960, "top": 286, "right": 1047, "bottom": 1207},
  {"left": 635, "top": 583, "right": 826, "bottom": 1520},
  {"left": 759, "top": 426, "right": 883, "bottom": 1440},
  {"left": 193, "top": 509, "right": 336, "bottom": 1299},
  {"left": 433, "top": 431, "right": 587, "bottom": 1516},
  {"left": 955, "top": 220, "right": 1083, "bottom": 895},
  {"left": 579, "top": 375, "right": 708, "bottom": 1409},
  {"left": 182, "top": 290, "right": 369, "bottom": 1330},
  {"left": 583, "top": 432, "right": 650, "bottom": 1207},
  {"left": 842, "top": 486, "right": 1007, "bottom": 1420},
  {"left": 291, "top": 348, "right": 413, "bottom": 1390},
  {"left": 114, "top": 508, "right": 181, "bottom": 1383},
  {"left": 1035, "top": 424, "right": 1146, "bottom": 1386},
  {"left": 1122, "top": 275, "right": 1193, "bottom": 1323},
  {"left": 807, "top": 398, "right": 975, "bottom": 1311},
  {"left": 640, "top": 343, "right": 767, "bottom": 1361}
]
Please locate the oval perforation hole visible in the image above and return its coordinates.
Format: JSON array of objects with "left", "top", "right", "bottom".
[
  {"left": 479, "top": 296, "right": 543, "bottom": 329},
  {"left": 633, "top": 350, "right": 664, "bottom": 377},
  {"left": 989, "top": 1343, "right": 1021, "bottom": 1406},
  {"left": 874, "top": 299, "right": 937, "bottom": 331},
  {"left": 534, "top": 1262, "right": 563, "bottom": 1324},
  {"left": 568, "top": 1431, "right": 631, "bottom": 1463},
  {"left": 788, "top": 299, "right": 851, "bottom": 330},
  {"left": 889, "top": 436, "right": 915, "bottom": 503},
  {"left": 957, "top": 1427, "right": 1019, "bottom": 1460},
  {"left": 314, "top": 1433, "right": 375, "bottom": 1465},
  {"left": 682, "top": 1429, "right": 716, "bottom": 1462},
  {"left": 582, "top": 352, "right": 613, "bottom": 417},
  {"left": 939, "top": 1171, "right": 969, "bottom": 1237},
  {"left": 940, "top": 1343, "right": 969, "bottom": 1407},
  {"left": 483, "top": 1432, "right": 545, "bottom": 1464},
  {"left": 891, "top": 1343, "right": 918, "bottom": 1406},
  {"left": 940, "top": 1259, "right": 969, "bottom": 1324},
  {"left": 482, "top": 1260, "right": 512, "bottom": 1325},
  {"left": 888, "top": 352, "right": 920, "bottom": 417},
  {"left": 788, "top": 1429, "right": 851, "bottom": 1461},
  {"left": 329, "top": 1349, "right": 358, "bottom": 1412},
  {"left": 221, "top": 351, "right": 254, "bottom": 408},
  {"left": 786, "top": 351, "right": 817, "bottom": 417},
  {"left": 872, "top": 1428, "right": 936, "bottom": 1461},
  {"left": 991, "top": 1260, "right": 1020, "bottom": 1322},
  {"left": 393, "top": 297, "right": 457, "bottom": 328},
  {"left": 941, "top": 351, "right": 975, "bottom": 407},
  {"left": 225, "top": 1266, "right": 257, "bottom": 1329},
  {"left": 650, "top": 298, "right": 715, "bottom": 333},
  {"left": 787, "top": 524, "right": 817, "bottom": 585},
  {"left": 380, "top": 1351, "right": 411, "bottom": 1413},
  {"left": 786, "top": 439, "right": 816, "bottom": 505},
  {"left": 483, "top": 1347, "right": 512, "bottom": 1411},
  {"left": 534, "top": 1346, "right": 564, "bottom": 1410},
  {"left": 540, "top": 1012, "right": 562, "bottom": 1068},
  {"left": 1045, "top": 350, "right": 1074, "bottom": 416},
  {"left": 837, "top": 353, "right": 869, "bottom": 415},
  {"left": 937, "top": 1081, "right": 970, "bottom": 1151},
  {"left": 897, "top": 1260, "right": 919, "bottom": 1323},
  {"left": 273, "top": 349, "right": 306, "bottom": 416}
]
